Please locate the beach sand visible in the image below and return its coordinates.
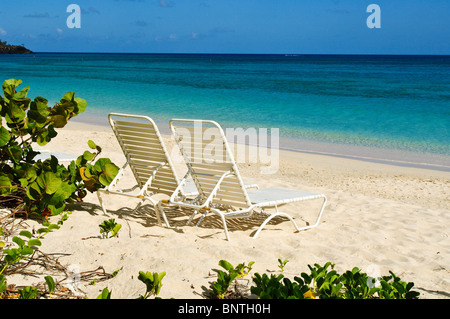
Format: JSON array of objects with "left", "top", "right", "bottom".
[{"left": 5, "top": 120, "right": 450, "bottom": 299}]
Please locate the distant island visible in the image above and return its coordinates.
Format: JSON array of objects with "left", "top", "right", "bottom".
[{"left": 0, "top": 40, "right": 33, "bottom": 54}]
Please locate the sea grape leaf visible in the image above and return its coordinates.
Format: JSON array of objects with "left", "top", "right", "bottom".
[
  {"left": 95, "top": 160, "right": 119, "bottom": 186},
  {"left": 60, "top": 92, "right": 75, "bottom": 103},
  {"left": 82, "top": 150, "right": 95, "bottom": 161},
  {"left": 6, "top": 145, "right": 23, "bottom": 162},
  {"left": 13, "top": 85, "right": 30, "bottom": 101},
  {"left": 2, "top": 79, "right": 22, "bottom": 99},
  {"left": 0, "top": 126, "right": 11, "bottom": 146},
  {"left": 36, "top": 172, "right": 62, "bottom": 195},
  {"left": 9, "top": 101, "right": 26, "bottom": 122},
  {"left": 51, "top": 114, "right": 67, "bottom": 128},
  {"left": 0, "top": 175, "right": 14, "bottom": 195},
  {"left": 74, "top": 97, "right": 87, "bottom": 113},
  {"left": 88, "top": 140, "right": 97, "bottom": 149}
]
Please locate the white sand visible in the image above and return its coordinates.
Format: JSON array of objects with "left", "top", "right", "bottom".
[{"left": 5, "top": 120, "right": 450, "bottom": 299}]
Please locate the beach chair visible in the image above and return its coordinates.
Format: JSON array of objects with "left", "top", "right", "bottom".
[
  {"left": 161, "top": 119, "right": 327, "bottom": 241},
  {"left": 96, "top": 113, "right": 198, "bottom": 227}
]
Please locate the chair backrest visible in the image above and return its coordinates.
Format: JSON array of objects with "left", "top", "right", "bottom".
[
  {"left": 109, "top": 113, "right": 180, "bottom": 197},
  {"left": 169, "top": 119, "right": 251, "bottom": 209}
]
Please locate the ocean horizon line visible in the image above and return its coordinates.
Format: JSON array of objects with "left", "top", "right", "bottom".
[{"left": 25, "top": 52, "right": 450, "bottom": 57}]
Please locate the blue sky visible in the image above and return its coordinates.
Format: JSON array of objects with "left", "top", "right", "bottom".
[{"left": 0, "top": 0, "right": 449, "bottom": 54}]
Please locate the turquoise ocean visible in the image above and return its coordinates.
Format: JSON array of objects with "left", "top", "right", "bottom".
[{"left": 0, "top": 53, "right": 449, "bottom": 171}]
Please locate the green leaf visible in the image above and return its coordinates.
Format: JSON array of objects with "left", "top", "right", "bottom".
[
  {"left": 13, "top": 85, "right": 30, "bottom": 100},
  {"left": 2, "top": 79, "right": 22, "bottom": 99},
  {"left": 88, "top": 140, "right": 97, "bottom": 149},
  {"left": 51, "top": 114, "right": 67, "bottom": 128},
  {"left": 6, "top": 145, "right": 23, "bottom": 162},
  {"left": 75, "top": 97, "right": 87, "bottom": 113},
  {"left": 37, "top": 172, "right": 62, "bottom": 195},
  {"left": 47, "top": 224, "right": 60, "bottom": 230},
  {"left": 21, "top": 247, "right": 34, "bottom": 255},
  {"left": 97, "top": 288, "right": 112, "bottom": 299},
  {"left": 82, "top": 150, "right": 95, "bottom": 161},
  {"left": 0, "top": 175, "right": 14, "bottom": 195},
  {"left": 27, "top": 181, "right": 42, "bottom": 200},
  {"left": 98, "top": 163, "right": 119, "bottom": 186},
  {"left": 9, "top": 101, "right": 26, "bottom": 121},
  {"left": 12, "top": 236, "right": 25, "bottom": 248},
  {"left": 219, "top": 260, "right": 235, "bottom": 272},
  {"left": 60, "top": 92, "right": 75, "bottom": 103},
  {"left": 45, "top": 276, "right": 55, "bottom": 294},
  {"left": 33, "top": 96, "right": 50, "bottom": 116},
  {"left": 0, "top": 126, "right": 11, "bottom": 147},
  {"left": 19, "top": 230, "right": 32, "bottom": 239},
  {"left": 28, "top": 239, "right": 42, "bottom": 247}
]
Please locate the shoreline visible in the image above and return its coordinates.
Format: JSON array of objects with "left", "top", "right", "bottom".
[{"left": 72, "top": 112, "right": 450, "bottom": 174}]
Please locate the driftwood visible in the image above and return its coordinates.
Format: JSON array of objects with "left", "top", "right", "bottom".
[{"left": 0, "top": 209, "right": 115, "bottom": 299}]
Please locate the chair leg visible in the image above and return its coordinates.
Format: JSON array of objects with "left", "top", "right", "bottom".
[
  {"left": 96, "top": 190, "right": 109, "bottom": 216},
  {"left": 156, "top": 200, "right": 173, "bottom": 228},
  {"left": 186, "top": 209, "right": 198, "bottom": 225},
  {"left": 252, "top": 212, "right": 298, "bottom": 239},
  {"left": 296, "top": 196, "right": 327, "bottom": 231},
  {"left": 252, "top": 196, "right": 327, "bottom": 239},
  {"left": 195, "top": 211, "right": 209, "bottom": 227},
  {"left": 212, "top": 210, "right": 230, "bottom": 241}
]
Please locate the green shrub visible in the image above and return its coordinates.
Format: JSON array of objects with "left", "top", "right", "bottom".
[
  {"left": 210, "top": 260, "right": 254, "bottom": 299},
  {"left": 0, "top": 78, "right": 119, "bottom": 218},
  {"left": 251, "top": 261, "right": 420, "bottom": 299}
]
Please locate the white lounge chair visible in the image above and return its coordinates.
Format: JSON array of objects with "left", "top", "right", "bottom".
[
  {"left": 161, "top": 119, "right": 327, "bottom": 241},
  {"left": 96, "top": 113, "right": 198, "bottom": 227}
]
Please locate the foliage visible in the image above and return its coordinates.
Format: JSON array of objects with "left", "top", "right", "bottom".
[
  {"left": 251, "top": 273, "right": 311, "bottom": 299},
  {"left": 18, "top": 286, "right": 38, "bottom": 299},
  {"left": 278, "top": 258, "right": 288, "bottom": 272},
  {"left": 210, "top": 260, "right": 254, "bottom": 299},
  {"left": 99, "top": 218, "right": 121, "bottom": 238},
  {"left": 0, "top": 79, "right": 119, "bottom": 218},
  {"left": 138, "top": 271, "right": 166, "bottom": 299},
  {"left": 96, "top": 288, "right": 112, "bottom": 299},
  {"left": 251, "top": 261, "right": 420, "bottom": 299},
  {"left": 378, "top": 271, "right": 420, "bottom": 299}
]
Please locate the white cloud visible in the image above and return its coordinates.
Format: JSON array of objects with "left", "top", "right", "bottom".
[
  {"left": 159, "top": 0, "right": 174, "bottom": 8},
  {"left": 0, "top": 27, "right": 6, "bottom": 36}
]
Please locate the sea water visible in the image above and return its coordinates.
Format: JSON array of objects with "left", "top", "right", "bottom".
[{"left": 0, "top": 53, "right": 449, "bottom": 170}]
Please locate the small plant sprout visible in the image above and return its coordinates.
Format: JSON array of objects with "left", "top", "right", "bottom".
[
  {"left": 44, "top": 276, "right": 55, "bottom": 297},
  {"left": 278, "top": 258, "right": 289, "bottom": 272},
  {"left": 211, "top": 260, "right": 255, "bottom": 299},
  {"left": 96, "top": 288, "right": 112, "bottom": 299},
  {"left": 138, "top": 271, "right": 166, "bottom": 299},
  {"left": 99, "top": 218, "right": 121, "bottom": 238}
]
